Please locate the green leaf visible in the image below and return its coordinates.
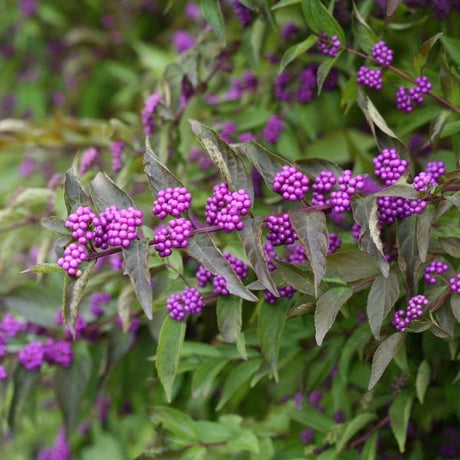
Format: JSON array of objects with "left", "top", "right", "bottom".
[
  {"left": 327, "top": 250, "right": 380, "bottom": 282},
  {"left": 192, "top": 357, "right": 228, "bottom": 398},
  {"left": 271, "top": 0, "right": 300, "bottom": 9},
  {"left": 375, "top": 183, "right": 419, "bottom": 200},
  {"left": 289, "top": 406, "right": 335, "bottom": 433},
  {"left": 238, "top": 217, "right": 278, "bottom": 295},
  {"left": 341, "top": 76, "right": 359, "bottom": 114},
  {"left": 63, "top": 260, "right": 96, "bottom": 336},
  {"left": 185, "top": 233, "right": 257, "bottom": 301},
  {"left": 440, "top": 53, "right": 460, "bottom": 106},
  {"left": 429, "top": 110, "right": 451, "bottom": 144},
  {"left": 156, "top": 316, "right": 186, "bottom": 402},
  {"left": 279, "top": 35, "right": 317, "bottom": 72},
  {"left": 336, "top": 413, "right": 376, "bottom": 452},
  {"left": 196, "top": 421, "right": 233, "bottom": 444},
  {"left": 217, "top": 295, "right": 243, "bottom": 343},
  {"left": 216, "top": 358, "right": 263, "bottom": 410},
  {"left": 180, "top": 446, "right": 207, "bottom": 460},
  {"left": 439, "top": 237, "right": 460, "bottom": 258},
  {"left": 257, "top": 301, "right": 289, "bottom": 380},
  {"left": 389, "top": 391, "right": 414, "bottom": 453},
  {"left": 396, "top": 215, "right": 422, "bottom": 297},
  {"left": 413, "top": 33, "right": 443, "bottom": 75},
  {"left": 450, "top": 295, "right": 460, "bottom": 323},
  {"left": 64, "top": 166, "right": 87, "bottom": 213},
  {"left": 122, "top": 239, "right": 153, "bottom": 320},
  {"left": 20, "top": 263, "right": 62, "bottom": 274},
  {"left": 151, "top": 405, "right": 200, "bottom": 442},
  {"left": 441, "top": 35, "right": 460, "bottom": 67},
  {"left": 415, "top": 360, "right": 430, "bottom": 404},
  {"left": 315, "top": 287, "right": 353, "bottom": 345},
  {"left": 164, "top": 63, "right": 184, "bottom": 113},
  {"left": 40, "top": 217, "right": 70, "bottom": 236},
  {"left": 291, "top": 211, "right": 328, "bottom": 297},
  {"left": 352, "top": 195, "right": 389, "bottom": 277},
  {"left": 89, "top": 171, "right": 134, "bottom": 213},
  {"left": 368, "top": 332, "right": 405, "bottom": 390},
  {"left": 386, "top": 0, "right": 402, "bottom": 15},
  {"left": 352, "top": 3, "right": 378, "bottom": 54},
  {"left": 416, "top": 205, "right": 434, "bottom": 262},
  {"left": 366, "top": 273, "right": 400, "bottom": 340},
  {"left": 271, "top": 260, "right": 315, "bottom": 295},
  {"left": 446, "top": 191, "right": 460, "bottom": 210},
  {"left": 144, "top": 139, "right": 185, "bottom": 196},
  {"left": 360, "top": 433, "right": 378, "bottom": 460},
  {"left": 228, "top": 430, "right": 260, "bottom": 454},
  {"left": 296, "top": 158, "right": 343, "bottom": 179},
  {"left": 117, "top": 283, "right": 135, "bottom": 332},
  {"left": 317, "top": 53, "right": 341, "bottom": 94},
  {"left": 201, "top": 0, "right": 226, "bottom": 46},
  {"left": 189, "top": 120, "right": 253, "bottom": 200},
  {"left": 301, "top": 0, "right": 345, "bottom": 43},
  {"left": 54, "top": 343, "right": 92, "bottom": 430}
]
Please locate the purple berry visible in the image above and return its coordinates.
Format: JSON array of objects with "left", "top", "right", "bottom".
[
  {"left": 372, "top": 41, "right": 394, "bottom": 67},
  {"left": 425, "top": 161, "right": 445, "bottom": 180},
  {"left": 396, "top": 86, "right": 413, "bottom": 112},
  {"left": 281, "top": 22, "right": 300, "bottom": 40},
  {"left": 79, "top": 147, "right": 100, "bottom": 175},
  {"left": 231, "top": 0, "right": 252, "bottom": 27},
  {"left": 274, "top": 72, "right": 293, "bottom": 102},
  {"left": 57, "top": 243, "right": 88, "bottom": 277},
  {"left": 264, "top": 285, "right": 295, "bottom": 304},
  {"left": 328, "top": 233, "right": 342, "bottom": 254},
  {"left": 266, "top": 213, "right": 297, "bottom": 246},
  {"left": 296, "top": 65, "right": 317, "bottom": 103},
  {"left": 167, "top": 287, "right": 204, "bottom": 321},
  {"left": 153, "top": 218, "right": 193, "bottom": 257},
  {"left": 285, "top": 243, "right": 307, "bottom": 265},
  {"left": 44, "top": 339, "right": 73, "bottom": 367},
  {"left": 173, "top": 30, "right": 195, "bottom": 53},
  {"left": 317, "top": 33, "right": 341, "bottom": 57},
  {"left": 196, "top": 264, "right": 213, "bottom": 287},
  {"left": 0, "top": 313, "right": 25, "bottom": 337},
  {"left": 449, "top": 273, "right": 460, "bottom": 294},
  {"left": 18, "top": 341, "right": 45, "bottom": 371},
  {"left": 393, "top": 295, "right": 429, "bottom": 331},
  {"left": 142, "top": 93, "right": 161, "bottom": 137},
  {"left": 273, "top": 166, "right": 310, "bottom": 201},
  {"left": 415, "top": 76, "right": 432, "bottom": 94},
  {"left": 263, "top": 115, "right": 285, "bottom": 144},
  {"left": 152, "top": 187, "right": 193, "bottom": 219},
  {"left": 110, "top": 141, "right": 124, "bottom": 172},
  {"left": 357, "top": 66, "right": 383, "bottom": 90},
  {"left": 90, "top": 292, "right": 111, "bottom": 317},
  {"left": 373, "top": 148, "right": 408, "bottom": 185},
  {"left": 424, "top": 260, "right": 448, "bottom": 284},
  {"left": 413, "top": 172, "right": 437, "bottom": 192},
  {"left": 213, "top": 253, "right": 249, "bottom": 295},
  {"left": 65, "top": 206, "right": 96, "bottom": 245}
]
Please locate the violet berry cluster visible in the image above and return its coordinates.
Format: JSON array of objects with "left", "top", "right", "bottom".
[
  {"left": 413, "top": 171, "right": 437, "bottom": 192},
  {"left": 424, "top": 260, "right": 449, "bottom": 284},
  {"left": 65, "top": 206, "right": 96, "bottom": 245},
  {"left": 153, "top": 218, "right": 193, "bottom": 257},
  {"left": 263, "top": 115, "right": 284, "bottom": 144},
  {"left": 205, "top": 182, "right": 252, "bottom": 232},
  {"left": 396, "top": 76, "right": 432, "bottom": 113},
  {"left": 264, "top": 285, "right": 295, "bottom": 304},
  {"left": 272, "top": 165, "right": 310, "bottom": 201},
  {"left": 167, "top": 287, "right": 204, "bottom": 321},
  {"left": 57, "top": 243, "right": 88, "bottom": 277},
  {"left": 449, "top": 273, "right": 460, "bottom": 294},
  {"left": 372, "top": 41, "right": 394, "bottom": 67},
  {"left": 373, "top": 148, "right": 408, "bottom": 185},
  {"left": 266, "top": 213, "right": 297, "bottom": 246},
  {"left": 142, "top": 93, "right": 161, "bottom": 136},
  {"left": 317, "top": 33, "right": 341, "bottom": 57},
  {"left": 357, "top": 66, "right": 383, "bottom": 90},
  {"left": 152, "top": 187, "right": 193, "bottom": 219},
  {"left": 393, "top": 295, "right": 429, "bottom": 331}
]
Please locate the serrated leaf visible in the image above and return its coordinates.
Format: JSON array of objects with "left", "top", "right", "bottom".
[
  {"left": 327, "top": 250, "right": 380, "bottom": 282},
  {"left": 352, "top": 195, "right": 389, "bottom": 277},
  {"left": 375, "top": 183, "right": 419, "bottom": 199},
  {"left": 238, "top": 217, "right": 278, "bottom": 295},
  {"left": 257, "top": 301, "right": 289, "bottom": 380},
  {"left": 367, "top": 273, "right": 400, "bottom": 340},
  {"left": 189, "top": 120, "right": 253, "bottom": 201},
  {"left": 413, "top": 33, "right": 443, "bottom": 75},
  {"left": 117, "top": 283, "right": 135, "bottom": 332},
  {"left": 151, "top": 405, "right": 200, "bottom": 442},
  {"left": 301, "top": 0, "right": 345, "bottom": 43},
  {"left": 21, "top": 263, "right": 62, "bottom": 274},
  {"left": 290, "top": 211, "right": 328, "bottom": 297},
  {"left": 279, "top": 35, "right": 317, "bottom": 72},
  {"left": 216, "top": 358, "right": 263, "bottom": 410},
  {"left": 315, "top": 287, "right": 353, "bottom": 345},
  {"left": 358, "top": 91, "right": 398, "bottom": 139},
  {"left": 317, "top": 53, "right": 341, "bottom": 94},
  {"left": 201, "top": 0, "right": 226, "bottom": 46},
  {"left": 415, "top": 360, "right": 430, "bottom": 404},
  {"left": 144, "top": 139, "right": 185, "bottom": 195},
  {"left": 156, "top": 316, "right": 186, "bottom": 402},
  {"left": 272, "top": 260, "right": 315, "bottom": 295},
  {"left": 416, "top": 205, "right": 433, "bottom": 262},
  {"left": 122, "top": 239, "right": 153, "bottom": 320},
  {"left": 217, "top": 295, "right": 243, "bottom": 343},
  {"left": 396, "top": 215, "right": 422, "bottom": 297},
  {"left": 54, "top": 343, "right": 91, "bottom": 430},
  {"left": 64, "top": 166, "right": 86, "bottom": 213},
  {"left": 368, "top": 332, "right": 404, "bottom": 390},
  {"left": 89, "top": 172, "right": 134, "bottom": 213},
  {"left": 40, "top": 217, "right": 70, "bottom": 236},
  {"left": 192, "top": 357, "right": 228, "bottom": 399},
  {"left": 336, "top": 413, "right": 376, "bottom": 452},
  {"left": 389, "top": 391, "right": 414, "bottom": 453},
  {"left": 185, "top": 232, "right": 257, "bottom": 301}
]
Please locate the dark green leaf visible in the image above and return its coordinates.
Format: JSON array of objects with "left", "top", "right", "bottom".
[
  {"left": 429, "top": 110, "right": 451, "bottom": 144},
  {"left": 440, "top": 53, "right": 460, "bottom": 106},
  {"left": 164, "top": 63, "right": 183, "bottom": 114},
  {"left": 368, "top": 332, "right": 404, "bottom": 390},
  {"left": 360, "top": 433, "right": 378, "bottom": 460},
  {"left": 415, "top": 360, "right": 430, "bottom": 404},
  {"left": 40, "top": 217, "right": 69, "bottom": 236},
  {"left": 375, "top": 183, "right": 419, "bottom": 199},
  {"left": 192, "top": 357, "right": 228, "bottom": 399},
  {"left": 122, "top": 239, "right": 153, "bottom": 320},
  {"left": 301, "top": 0, "right": 346, "bottom": 43},
  {"left": 185, "top": 233, "right": 257, "bottom": 301},
  {"left": 156, "top": 316, "right": 186, "bottom": 403},
  {"left": 450, "top": 295, "right": 460, "bottom": 323},
  {"left": 416, "top": 205, "right": 434, "bottom": 262},
  {"left": 291, "top": 211, "right": 328, "bottom": 297},
  {"left": 238, "top": 217, "right": 278, "bottom": 295},
  {"left": 196, "top": 421, "right": 233, "bottom": 444},
  {"left": 217, "top": 295, "right": 243, "bottom": 343},
  {"left": 441, "top": 35, "right": 460, "bottom": 66},
  {"left": 279, "top": 35, "right": 317, "bottom": 72},
  {"left": 315, "top": 287, "right": 353, "bottom": 345},
  {"left": 317, "top": 53, "right": 341, "bottom": 94},
  {"left": 352, "top": 195, "right": 389, "bottom": 277},
  {"left": 117, "top": 283, "right": 135, "bottom": 332},
  {"left": 54, "top": 343, "right": 91, "bottom": 430},
  {"left": 296, "top": 158, "right": 343, "bottom": 179},
  {"left": 20, "top": 263, "right": 62, "bottom": 274},
  {"left": 271, "top": 260, "right": 315, "bottom": 295},
  {"left": 227, "top": 430, "right": 260, "bottom": 454},
  {"left": 336, "top": 413, "right": 377, "bottom": 452},
  {"left": 352, "top": 3, "right": 378, "bottom": 54},
  {"left": 367, "top": 273, "right": 400, "bottom": 340},
  {"left": 64, "top": 166, "right": 86, "bottom": 213},
  {"left": 413, "top": 33, "right": 443, "bottom": 75},
  {"left": 257, "top": 300, "right": 289, "bottom": 380},
  {"left": 446, "top": 191, "right": 460, "bottom": 210},
  {"left": 340, "top": 77, "right": 359, "bottom": 114},
  {"left": 389, "top": 391, "right": 414, "bottom": 453},
  {"left": 201, "top": 0, "right": 226, "bottom": 46},
  {"left": 327, "top": 250, "right": 380, "bottom": 282},
  {"left": 439, "top": 237, "right": 460, "bottom": 258},
  {"left": 289, "top": 406, "right": 336, "bottom": 433},
  {"left": 89, "top": 172, "right": 134, "bottom": 213},
  {"left": 216, "top": 358, "right": 263, "bottom": 410},
  {"left": 189, "top": 120, "right": 253, "bottom": 200},
  {"left": 271, "top": 0, "right": 300, "bottom": 8},
  {"left": 151, "top": 405, "right": 200, "bottom": 441},
  {"left": 386, "top": 0, "right": 402, "bottom": 15}
]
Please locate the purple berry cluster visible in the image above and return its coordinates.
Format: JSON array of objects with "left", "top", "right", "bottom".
[
  {"left": 264, "top": 285, "right": 295, "bottom": 304},
  {"left": 425, "top": 161, "right": 445, "bottom": 180},
  {"left": 393, "top": 295, "right": 429, "bottom": 331},
  {"left": 357, "top": 66, "right": 383, "bottom": 90},
  {"left": 263, "top": 115, "right": 284, "bottom": 144},
  {"left": 373, "top": 148, "right": 408, "bottom": 185},
  {"left": 266, "top": 213, "right": 297, "bottom": 246},
  {"left": 1, "top": 313, "right": 25, "bottom": 337},
  {"left": 296, "top": 66, "right": 317, "bottom": 103},
  {"left": 377, "top": 196, "right": 427, "bottom": 224},
  {"left": 372, "top": 41, "right": 394, "bottom": 67},
  {"left": 196, "top": 264, "right": 214, "bottom": 287},
  {"left": 90, "top": 292, "right": 112, "bottom": 317},
  {"left": 231, "top": 0, "right": 252, "bottom": 27},
  {"left": 449, "top": 273, "right": 460, "bottom": 294},
  {"left": 273, "top": 165, "right": 310, "bottom": 201},
  {"left": 152, "top": 187, "right": 193, "bottom": 219},
  {"left": 213, "top": 253, "right": 249, "bottom": 296},
  {"left": 153, "top": 218, "right": 193, "bottom": 257},
  {"left": 93, "top": 206, "right": 143, "bottom": 249},
  {"left": 396, "top": 76, "right": 432, "bottom": 113},
  {"left": 79, "top": 147, "right": 100, "bottom": 175},
  {"left": 142, "top": 93, "right": 161, "bottom": 136},
  {"left": 167, "top": 287, "right": 204, "bottom": 321},
  {"left": 173, "top": 30, "right": 195, "bottom": 53},
  {"left": 285, "top": 243, "right": 307, "bottom": 265},
  {"left": 413, "top": 171, "right": 437, "bottom": 192},
  {"left": 110, "top": 140, "right": 124, "bottom": 172},
  {"left": 330, "top": 170, "right": 364, "bottom": 213},
  {"left": 312, "top": 171, "right": 337, "bottom": 206},
  {"left": 18, "top": 341, "right": 45, "bottom": 371},
  {"left": 57, "top": 243, "right": 88, "bottom": 277},
  {"left": 44, "top": 339, "right": 73, "bottom": 367},
  {"left": 281, "top": 22, "right": 300, "bottom": 40},
  {"left": 317, "top": 33, "right": 341, "bottom": 57},
  {"left": 424, "top": 260, "right": 448, "bottom": 284},
  {"left": 65, "top": 206, "right": 96, "bottom": 245},
  {"left": 328, "top": 233, "right": 342, "bottom": 254},
  {"left": 205, "top": 183, "right": 252, "bottom": 232}
]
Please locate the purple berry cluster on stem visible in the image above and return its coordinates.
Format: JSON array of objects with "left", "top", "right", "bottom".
[
  {"left": 393, "top": 295, "right": 429, "bottom": 331},
  {"left": 373, "top": 148, "right": 408, "bottom": 185},
  {"left": 266, "top": 213, "right": 297, "bottom": 246},
  {"left": 65, "top": 206, "right": 96, "bottom": 245},
  {"left": 396, "top": 76, "right": 432, "bottom": 113},
  {"left": 424, "top": 260, "right": 448, "bottom": 284},
  {"left": 110, "top": 140, "right": 124, "bottom": 172},
  {"left": 167, "top": 287, "right": 204, "bottom": 321},
  {"left": 213, "top": 253, "right": 249, "bottom": 296},
  {"left": 153, "top": 218, "right": 193, "bottom": 257},
  {"left": 372, "top": 41, "right": 394, "bottom": 67},
  {"left": 142, "top": 93, "right": 161, "bottom": 136},
  {"left": 273, "top": 165, "right": 309, "bottom": 201},
  {"left": 57, "top": 243, "right": 88, "bottom": 277},
  {"left": 413, "top": 171, "right": 437, "bottom": 192},
  {"left": 357, "top": 66, "right": 383, "bottom": 90},
  {"left": 18, "top": 341, "right": 45, "bottom": 371},
  {"left": 152, "top": 187, "right": 193, "bottom": 219},
  {"left": 263, "top": 115, "right": 284, "bottom": 144},
  {"left": 317, "top": 33, "right": 341, "bottom": 57},
  {"left": 449, "top": 273, "right": 460, "bottom": 294},
  {"left": 231, "top": 0, "right": 252, "bottom": 27},
  {"left": 425, "top": 161, "right": 445, "bottom": 180},
  {"left": 264, "top": 285, "right": 295, "bottom": 304}
]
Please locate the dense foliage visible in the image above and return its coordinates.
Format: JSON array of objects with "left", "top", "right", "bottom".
[{"left": 1, "top": 0, "right": 460, "bottom": 458}]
